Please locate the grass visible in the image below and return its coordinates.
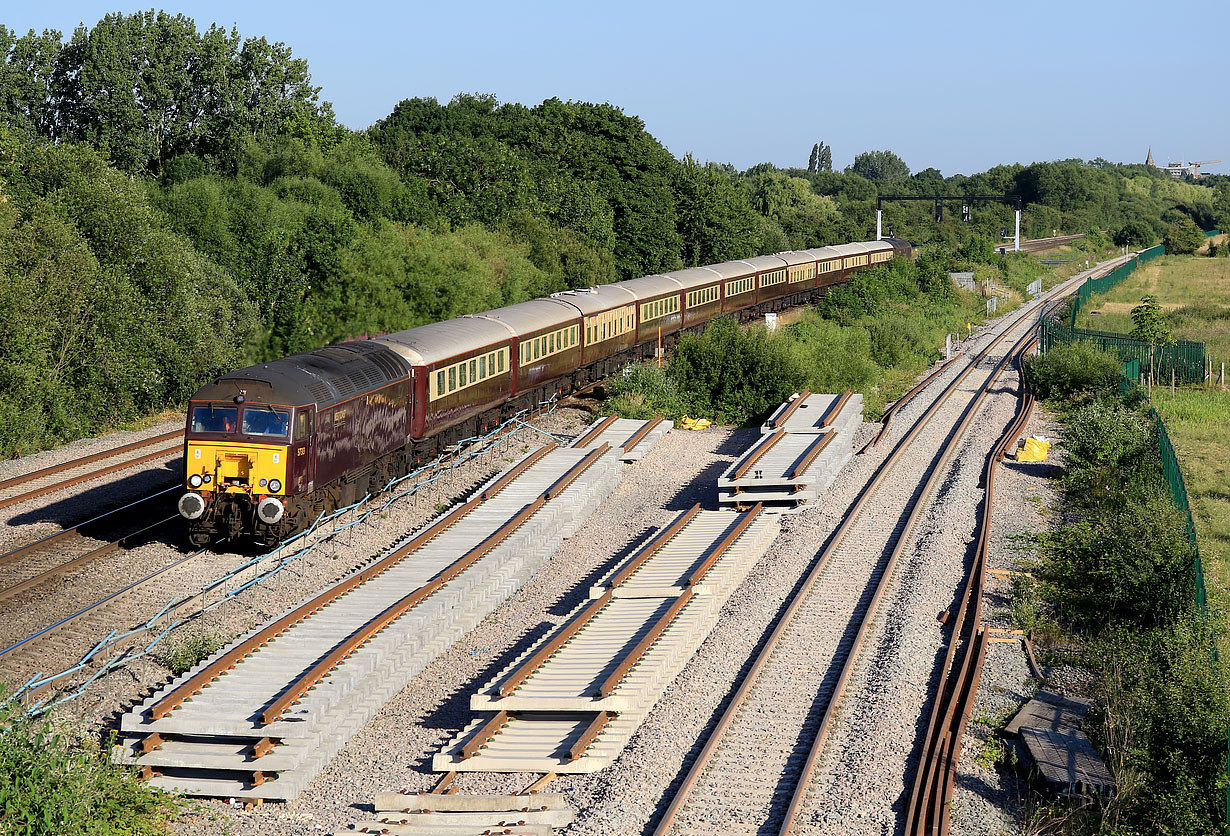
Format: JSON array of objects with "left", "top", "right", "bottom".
[
  {"left": 1153, "top": 388, "right": 1230, "bottom": 652},
  {"left": 1074, "top": 254, "right": 1230, "bottom": 365}
]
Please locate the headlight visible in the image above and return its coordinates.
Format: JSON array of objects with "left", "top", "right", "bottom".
[
  {"left": 259, "top": 478, "right": 268, "bottom": 487},
  {"left": 268, "top": 479, "right": 282, "bottom": 493},
  {"left": 188, "top": 474, "right": 203, "bottom": 488},
  {"left": 203, "top": 474, "right": 212, "bottom": 483}
]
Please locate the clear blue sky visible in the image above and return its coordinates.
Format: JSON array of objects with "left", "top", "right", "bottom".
[{"left": 6, "top": 0, "right": 1226, "bottom": 177}]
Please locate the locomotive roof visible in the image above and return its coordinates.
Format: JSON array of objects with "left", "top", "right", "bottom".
[
  {"left": 465, "top": 299, "right": 580, "bottom": 336},
  {"left": 191, "top": 340, "right": 409, "bottom": 409},
  {"left": 375, "top": 317, "right": 515, "bottom": 366},
  {"left": 548, "top": 283, "right": 639, "bottom": 316}
]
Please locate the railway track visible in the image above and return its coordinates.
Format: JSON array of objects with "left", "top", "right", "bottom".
[
  {"left": 651, "top": 262, "right": 1098, "bottom": 836},
  {"left": 0, "top": 429, "right": 182, "bottom": 512},
  {"left": 0, "top": 490, "right": 180, "bottom": 604}
]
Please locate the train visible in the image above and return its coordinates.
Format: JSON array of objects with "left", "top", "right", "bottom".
[{"left": 177, "top": 237, "right": 913, "bottom": 546}]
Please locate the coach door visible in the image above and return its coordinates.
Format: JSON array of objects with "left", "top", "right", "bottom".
[{"left": 294, "top": 407, "right": 315, "bottom": 493}]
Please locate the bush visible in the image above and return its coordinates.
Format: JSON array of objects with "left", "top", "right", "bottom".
[
  {"left": 1025, "top": 342, "right": 1123, "bottom": 403},
  {"left": 668, "top": 317, "right": 807, "bottom": 424},
  {"left": 1062, "top": 401, "right": 1154, "bottom": 473},
  {"left": 0, "top": 686, "right": 178, "bottom": 834},
  {"left": 603, "top": 363, "right": 687, "bottom": 421},
  {"left": 1036, "top": 487, "right": 1194, "bottom": 629},
  {"left": 1163, "top": 217, "right": 1204, "bottom": 255},
  {"left": 155, "top": 631, "right": 226, "bottom": 675},
  {"left": 1086, "top": 618, "right": 1230, "bottom": 835},
  {"left": 789, "top": 313, "right": 883, "bottom": 394}
]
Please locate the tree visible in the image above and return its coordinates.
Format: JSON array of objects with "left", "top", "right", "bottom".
[
  {"left": 808, "top": 143, "right": 819, "bottom": 173},
  {"left": 820, "top": 143, "right": 832, "bottom": 172},
  {"left": 1162, "top": 216, "right": 1203, "bottom": 255},
  {"left": 1130, "top": 294, "right": 1174, "bottom": 383},
  {"left": 847, "top": 150, "right": 910, "bottom": 184},
  {"left": 1114, "top": 219, "right": 1155, "bottom": 248},
  {"left": 673, "top": 154, "right": 759, "bottom": 266}
]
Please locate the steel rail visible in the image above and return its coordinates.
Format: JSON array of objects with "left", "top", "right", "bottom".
[
  {"left": 733, "top": 430, "right": 785, "bottom": 479},
  {"left": 0, "top": 429, "right": 182, "bottom": 494},
  {"left": 816, "top": 389, "right": 852, "bottom": 428},
  {"left": 766, "top": 390, "right": 810, "bottom": 429},
  {"left": 0, "top": 444, "right": 181, "bottom": 511},
  {"left": 0, "top": 486, "right": 178, "bottom": 565},
  {"left": 905, "top": 336, "right": 1038, "bottom": 836},
  {"left": 621, "top": 416, "right": 664, "bottom": 452},
  {"left": 653, "top": 275, "right": 1078, "bottom": 836},
  {"left": 789, "top": 432, "right": 836, "bottom": 479},
  {"left": 653, "top": 316, "right": 1029, "bottom": 836},
  {"left": 0, "top": 515, "right": 178, "bottom": 605},
  {"left": 863, "top": 354, "right": 963, "bottom": 453},
  {"left": 573, "top": 416, "right": 618, "bottom": 448},
  {"left": 147, "top": 442, "right": 558, "bottom": 720},
  {"left": 258, "top": 444, "right": 610, "bottom": 724},
  {"left": 773, "top": 328, "right": 1034, "bottom": 836}
]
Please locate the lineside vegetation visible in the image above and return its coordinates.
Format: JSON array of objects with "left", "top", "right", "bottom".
[{"left": 1016, "top": 344, "right": 1230, "bottom": 834}]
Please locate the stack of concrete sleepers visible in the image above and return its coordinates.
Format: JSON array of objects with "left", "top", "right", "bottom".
[
  {"left": 718, "top": 390, "right": 863, "bottom": 512},
  {"left": 112, "top": 441, "right": 627, "bottom": 801},
  {"left": 570, "top": 414, "right": 672, "bottom": 461},
  {"left": 337, "top": 792, "right": 573, "bottom": 835},
  {"left": 432, "top": 505, "right": 780, "bottom": 774}
]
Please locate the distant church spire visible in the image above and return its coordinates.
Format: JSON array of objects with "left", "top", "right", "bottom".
[{"left": 1146, "top": 146, "right": 1155, "bottom": 166}]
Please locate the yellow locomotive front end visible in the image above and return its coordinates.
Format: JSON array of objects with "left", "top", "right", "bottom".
[{"left": 178, "top": 401, "right": 297, "bottom": 546}]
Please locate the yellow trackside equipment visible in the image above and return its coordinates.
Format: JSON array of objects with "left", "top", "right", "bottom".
[
  {"left": 186, "top": 441, "right": 290, "bottom": 495},
  {"left": 679, "top": 416, "right": 712, "bottom": 430},
  {"left": 1012, "top": 437, "right": 1051, "bottom": 462}
]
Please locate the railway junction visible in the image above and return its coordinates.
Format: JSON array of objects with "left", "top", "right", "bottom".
[{"left": 0, "top": 248, "right": 1132, "bottom": 835}]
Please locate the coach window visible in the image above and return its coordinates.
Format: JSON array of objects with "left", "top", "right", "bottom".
[
  {"left": 449, "top": 366, "right": 457, "bottom": 392},
  {"left": 470, "top": 358, "right": 477, "bottom": 381}
]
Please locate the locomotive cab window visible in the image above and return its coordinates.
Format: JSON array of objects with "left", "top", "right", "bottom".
[
  {"left": 192, "top": 405, "right": 239, "bottom": 433},
  {"left": 295, "top": 411, "right": 309, "bottom": 440},
  {"left": 242, "top": 406, "right": 290, "bottom": 437}
]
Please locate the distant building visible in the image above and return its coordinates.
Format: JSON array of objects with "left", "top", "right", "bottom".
[{"left": 1148, "top": 148, "right": 1220, "bottom": 179}]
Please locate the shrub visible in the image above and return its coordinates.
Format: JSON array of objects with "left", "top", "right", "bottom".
[
  {"left": 155, "top": 631, "right": 226, "bottom": 675},
  {"left": 1086, "top": 618, "right": 1230, "bottom": 834},
  {"left": 668, "top": 317, "right": 807, "bottom": 424},
  {"left": 866, "top": 314, "right": 933, "bottom": 368},
  {"left": 603, "top": 362, "right": 686, "bottom": 420},
  {"left": 0, "top": 685, "right": 178, "bottom": 834},
  {"left": 1163, "top": 217, "right": 1204, "bottom": 255},
  {"left": 789, "top": 313, "right": 882, "bottom": 394},
  {"left": 1062, "top": 401, "right": 1154, "bottom": 473},
  {"left": 1035, "top": 487, "right": 1194, "bottom": 629},
  {"left": 1025, "top": 342, "right": 1122, "bottom": 403}
]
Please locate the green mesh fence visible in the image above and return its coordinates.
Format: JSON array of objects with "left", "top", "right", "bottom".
[{"left": 1048, "top": 244, "right": 1207, "bottom": 384}]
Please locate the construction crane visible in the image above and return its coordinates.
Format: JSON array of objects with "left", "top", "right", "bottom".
[{"left": 1162, "top": 159, "right": 1222, "bottom": 179}]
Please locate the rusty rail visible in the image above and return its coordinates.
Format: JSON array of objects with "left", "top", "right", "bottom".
[
  {"left": 497, "top": 592, "right": 613, "bottom": 698},
  {"left": 596, "top": 591, "right": 694, "bottom": 698},
  {"left": 148, "top": 443, "right": 560, "bottom": 721},
  {"left": 767, "top": 390, "right": 810, "bottom": 429},
  {"left": 862, "top": 355, "right": 963, "bottom": 453},
  {"left": 606, "top": 504, "right": 701, "bottom": 590},
  {"left": 259, "top": 444, "right": 609, "bottom": 725},
  {"left": 0, "top": 444, "right": 181, "bottom": 511},
  {"left": 788, "top": 432, "right": 836, "bottom": 479},
  {"left": 567, "top": 711, "right": 616, "bottom": 761},
  {"left": 0, "top": 515, "right": 177, "bottom": 605},
  {"left": 816, "top": 390, "right": 852, "bottom": 428},
  {"left": 461, "top": 711, "right": 511, "bottom": 759},
  {"left": 0, "top": 429, "right": 182, "bottom": 494},
  {"left": 685, "top": 504, "right": 762, "bottom": 586},
  {"left": 654, "top": 309, "right": 1038, "bottom": 836},
  {"left": 621, "top": 416, "right": 664, "bottom": 452},
  {"left": 573, "top": 416, "right": 618, "bottom": 448},
  {"left": 905, "top": 335, "right": 1037, "bottom": 836},
  {"left": 733, "top": 430, "right": 785, "bottom": 480}
]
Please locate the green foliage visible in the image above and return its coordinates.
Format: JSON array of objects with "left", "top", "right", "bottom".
[
  {"left": 789, "top": 314, "right": 883, "bottom": 393},
  {"left": 1114, "top": 219, "right": 1156, "bottom": 248},
  {"left": 1036, "top": 487, "right": 1194, "bottom": 629},
  {"left": 1163, "top": 216, "right": 1204, "bottom": 255},
  {"left": 1024, "top": 341, "right": 1122, "bottom": 403},
  {"left": 668, "top": 317, "right": 808, "bottom": 425},
  {"left": 0, "top": 685, "right": 178, "bottom": 834},
  {"left": 1086, "top": 618, "right": 1230, "bottom": 834},
  {"left": 156, "top": 631, "right": 226, "bottom": 675},
  {"left": 846, "top": 149, "right": 910, "bottom": 184},
  {"left": 602, "top": 363, "right": 686, "bottom": 421},
  {"left": 0, "top": 140, "right": 256, "bottom": 455}
]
